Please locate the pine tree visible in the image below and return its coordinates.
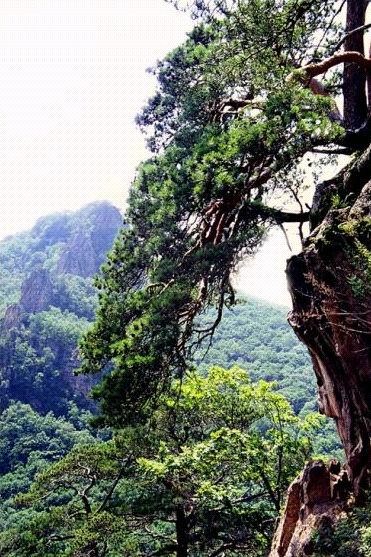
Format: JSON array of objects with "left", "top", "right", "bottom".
[{"left": 80, "top": 1, "right": 371, "bottom": 435}]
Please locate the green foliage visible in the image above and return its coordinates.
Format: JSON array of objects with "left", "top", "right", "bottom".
[
  {"left": 311, "top": 495, "right": 371, "bottom": 557},
  {"left": 0, "top": 205, "right": 121, "bottom": 547},
  {"left": 0, "top": 308, "right": 91, "bottom": 415},
  {"left": 347, "top": 275, "right": 366, "bottom": 298},
  {"left": 0, "top": 402, "right": 93, "bottom": 477},
  {"left": 80, "top": 0, "right": 346, "bottom": 425},
  {"left": 53, "top": 275, "right": 97, "bottom": 319},
  {"left": 194, "top": 298, "right": 343, "bottom": 459},
  {"left": 318, "top": 216, "right": 371, "bottom": 299},
  {"left": 195, "top": 298, "right": 313, "bottom": 412},
  {"left": 0, "top": 367, "right": 321, "bottom": 557},
  {"left": 0, "top": 401, "right": 97, "bottom": 543}
]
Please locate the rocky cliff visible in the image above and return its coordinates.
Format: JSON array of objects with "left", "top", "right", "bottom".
[
  {"left": 270, "top": 460, "right": 351, "bottom": 557},
  {"left": 20, "top": 268, "right": 54, "bottom": 313},
  {"left": 287, "top": 147, "right": 371, "bottom": 497},
  {"left": 57, "top": 202, "right": 122, "bottom": 277},
  {"left": 272, "top": 146, "right": 371, "bottom": 556},
  {"left": 0, "top": 201, "right": 123, "bottom": 414}
]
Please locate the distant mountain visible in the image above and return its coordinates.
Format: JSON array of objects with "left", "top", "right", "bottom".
[
  {"left": 0, "top": 201, "right": 123, "bottom": 414},
  {"left": 0, "top": 201, "right": 122, "bottom": 319}
]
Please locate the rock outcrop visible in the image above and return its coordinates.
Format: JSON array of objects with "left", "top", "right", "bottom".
[
  {"left": 270, "top": 143, "right": 371, "bottom": 557},
  {"left": 57, "top": 233, "right": 98, "bottom": 278},
  {"left": 57, "top": 202, "right": 122, "bottom": 277},
  {"left": 20, "top": 268, "right": 54, "bottom": 313},
  {"left": 270, "top": 460, "right": 351, "bottom": 557},
  {"left": 2, "top": 303, "right": 23, "bottom": 330},
  {"left": 286, "top": 147, "right": 371, "bottom": 497}
]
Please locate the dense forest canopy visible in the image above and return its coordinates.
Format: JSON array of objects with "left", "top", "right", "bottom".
[
  {"left": 0, "top": 368, "right": 324, "bottom": 557},
  {"left": 80, "top": 0, "right": 371, "bottom": 427},
  {"left": 1, "top": 202, "right": 339, "bottom": 556}
]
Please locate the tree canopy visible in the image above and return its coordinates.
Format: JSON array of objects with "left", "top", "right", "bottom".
[
  {"left": 1, "top": 367, "right": 321, "bottom": 557},
  {"left": 80, "top": 0, "right": 371, "bottom": 426}
]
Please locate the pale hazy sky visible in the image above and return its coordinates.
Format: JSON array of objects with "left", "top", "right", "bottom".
[
  {"left": 0, "top": 0, "right": 301, "bottom": 306},
  {"left": 0, "top": 0, "right": 192, "bottom": 236}
]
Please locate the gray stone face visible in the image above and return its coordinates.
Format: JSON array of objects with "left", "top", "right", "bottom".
[
  {"left": 57, "top": 203, "right": 122, "bottom": 277},
  {"left": 20, "top": 269, "right": 54, "bottom": 313},
  {"left": 57, "top": 233, "right": 98, "bottom": 278},
  {"left": 2, "top": 304, "right": 23, "bottom": 330}
]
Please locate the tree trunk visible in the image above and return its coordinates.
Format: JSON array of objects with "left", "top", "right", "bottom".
[
  {"left": 270, "top": 5, "right": 371, "bottom": 555},
  {"left": 176, "top": 507, "right": 189, "bottom": 557},
  {"left": 84, "top": 540, "right": 100, "bottom": 557},
  {"left": 286, "top": 145, "right": 371, "bottom": 497},
  {"left": 343, "top": 0, "right": 368, "bottom": 129}
]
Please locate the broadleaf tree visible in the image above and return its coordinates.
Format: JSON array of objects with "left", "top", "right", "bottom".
[{"left": 1, "top": 368, "right": 322, "bottom": 557}]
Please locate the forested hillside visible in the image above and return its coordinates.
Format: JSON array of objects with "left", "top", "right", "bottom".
[
  {"left": 0, "top": 200, "right": 340, "bottom": 555},
  {"left": 0, "top": 201, "right": 122, "bottom": 414},
  {"left": 196, "top": 301, "right": 341, "bottom": 458},
  {"left": 197, "top": 300, "right": 313, "bottom": 414}
]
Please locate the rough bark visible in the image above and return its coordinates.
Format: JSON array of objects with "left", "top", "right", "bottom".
[
  {"left": 176, "top": 507, "right": 189, "bottom": 557},
  {"left": 270, "top": 5, "right": 371, "bottom": 556},
  {"left": 343, "top": 0, "right": 368, "bottom": 128},
  {"left": 286, "top": 147, "right": 371, "bottom": 497}
]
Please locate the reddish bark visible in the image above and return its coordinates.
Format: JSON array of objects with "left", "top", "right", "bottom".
[{"left": 286, "top": 154, "right": 371, "bottom": 496}]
